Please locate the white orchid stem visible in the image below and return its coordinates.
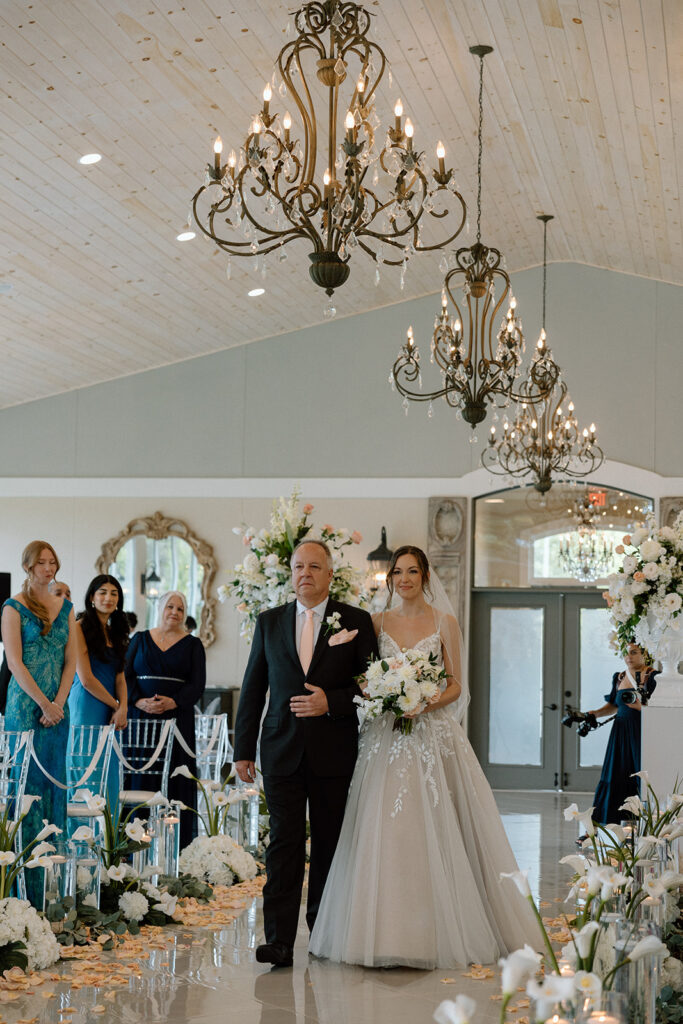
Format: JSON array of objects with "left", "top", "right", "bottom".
[{"left": 527, "top": 893, "right": 560, "bottom": 973}]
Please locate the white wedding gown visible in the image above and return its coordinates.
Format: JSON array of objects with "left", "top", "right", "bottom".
[{"left": 309, "top": 628, "right": 540, "bottom": 969}]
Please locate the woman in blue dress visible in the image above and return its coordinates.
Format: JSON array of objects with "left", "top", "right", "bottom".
[
  {"left": 125, "top": 591, "right": 206, "bottom": 849},
  {"left": 0, "top": 540, "right": 76, "bottom": 907},
  {"left": 68, "top": 575, "right": 129, "bottom": 812},
  {"left": 589, "top": 642, "right": 658, "bottom": 825}
]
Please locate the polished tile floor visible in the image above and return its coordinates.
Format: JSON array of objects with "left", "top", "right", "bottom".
[{"left": 9, "top": 791, "right": 589, "bottom": 1024}]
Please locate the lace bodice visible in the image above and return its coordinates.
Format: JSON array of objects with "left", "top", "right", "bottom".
[{"left": 378, "top": 629, "right": 443, "bottom": 664}]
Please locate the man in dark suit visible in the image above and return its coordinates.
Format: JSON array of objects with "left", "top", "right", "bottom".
[{"left": 233, "top": 539, "right": 377, "bottom": 967}]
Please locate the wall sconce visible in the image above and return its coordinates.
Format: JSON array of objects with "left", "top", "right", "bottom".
[
  {"left": 140, "top": 565, "right": 161, "bottom": 598},
  {"left": 367, "top": 527, "right": 393, "bottom": 586}
]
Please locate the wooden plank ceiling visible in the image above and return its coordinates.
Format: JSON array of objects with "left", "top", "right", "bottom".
[{"left": 0, "top": 0, "right": 680, "bottom": 408}]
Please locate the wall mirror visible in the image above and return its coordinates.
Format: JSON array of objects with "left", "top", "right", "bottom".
[{"left": 96, "top": 511, "right": 217, "bottom": 646}]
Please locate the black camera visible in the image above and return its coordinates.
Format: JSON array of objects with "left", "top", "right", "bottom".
[
  {"left": 561, "top": 706, "right": 598, "bottom": 737},
  {"left": 621, "top": 687, "right": 649, "bottom": 706}
]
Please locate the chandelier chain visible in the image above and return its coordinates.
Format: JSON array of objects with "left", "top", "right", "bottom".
[
  {"left": 542, "top": 217, "right": 547, "bottom": 331},
  {"left": 476, "top": 52, "right": 484, "bottom": 245}
]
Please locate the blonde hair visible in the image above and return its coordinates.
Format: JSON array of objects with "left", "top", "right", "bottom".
[
  {"left": 156, "top": 591, "right": 187, "bottom": 626},
  {"left": 21, "top": 540, "right": 61, "bottom": 635}
]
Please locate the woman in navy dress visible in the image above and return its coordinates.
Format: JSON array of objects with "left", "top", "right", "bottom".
[
  {"left": 1, "top": 541, "right": 76, "bottom": 907},
  {"left": 68, "top": 575, "right": 129, "bottom": 811},
  {"left": 589, "top": 642, "right": 658, "bottom": 825},
  {"left": 125, "top": 591, "right": 206, "bottom": 849}
]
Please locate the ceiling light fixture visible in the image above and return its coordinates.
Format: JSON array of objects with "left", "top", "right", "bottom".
[
  {"left": 191, "top": 0, "right": 466, "bottom": 307},
  {"left": 78, "top": 153, "right": 102, "bottom": 165},
  {"left": 389, "top": 46, "right": 559, "bottom": 434},
  {"left": 248, "top": 287, "right": 265, "bottom": 297},
  {"left": 482, "top": 214, "right": 604, "bottom": 492},
  {"left": 176, "top": 231, "right": 196, "bottom": 242}
]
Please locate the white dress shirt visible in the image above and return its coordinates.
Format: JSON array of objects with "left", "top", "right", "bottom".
[{"left": 295, "top": 598, "right": 329, "bottom": 658}]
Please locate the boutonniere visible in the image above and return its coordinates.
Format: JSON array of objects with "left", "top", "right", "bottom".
[{"left": 324, "top": 611, "right": 342, "bottom": 637}]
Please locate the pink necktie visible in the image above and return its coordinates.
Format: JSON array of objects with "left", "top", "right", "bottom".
[{"left": 300, "top": 608, "right": 315, "bottom": 674}]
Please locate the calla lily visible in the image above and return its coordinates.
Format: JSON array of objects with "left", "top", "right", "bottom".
[
  {"left": 73, "top": 788, "right": 94, "bottom": 803},
  {"left": 153, "top": 894, "right": 178, "bottom": 916},
  {"left": 661, "top": 821, "right": 683, "bottom": 841},
  {"left": 82, "top": 893, "right": 98, "bottom": 908},
  {"left": 433, "top": 995, "right": 477, "bottom": 1024},
  {"left": 619, "top": 795, "right": 643, "bottom": 816},
  {"left": 171, "top": 765, "right": 194, "bottom": 779},
  {"left": 106, "top": 864, "right": 128, "bottom": 882},
  {"left": 227, "top": 789, "right": 248, "bottom": 805},
  {"left": 141, "top": 864, "right": 161, "bottom": 879},
  {"left": 573, "top": 971, "right": 602, "bottom": 998},
  {"left": 586, "top": 864, "right": 613, "bottom": 896},
  {"left": 601, "top": 824, "right": 626, "bottom": 844},
  {"left": 659, "top": 870, "right": 683, "bottom": 889},
  {"left": 526, "top": 973, "right": 575, "bottom": 1016},
  {"left": 628, "top": 935, "right": 668, "bottom": 961},
  {"left": 563, "top": 803, "right": 596, "bottom": 836},
  {"left": 71, "top": 826, "right": 95, "bottom": 842},
  {"left": 0, "top": 852, "right": 16, "bottom": 866},
  {"left": 500, "top": 870, "right": 531, "bottom": 897},
  {"left": 559, "top": 854, "right": 589, "bottom": 875},
  {"left": 573, "top": 921, "right": 600, "bottom": 958},
  {"left": 146, "top": 792, "right": 169, "bottom": 806},
  {"left": 31, "top": 842, "right": 56, "bottom": 858},
  {"left": 499, "top": 944, "right": 542, "bottom": 994},
  {"left": 212, "top": 793, "right": 229, "bottom": 807},
  {"left": 665, "top": 793, "right": 683, "bottom": 812},
  {"left": 599, "top": 867, "right": 628, "bottom": 901},
  {"left": 560, "top": 942, "right": 578, "bottom": 968},
  {"left": 631, "top": 770, "right": 650, "bottom": 785},
  {"left": 142, "top": 884, "right": 162, "bottom": 900},
  {"left": 125, "top": 821, "right": 146, "bottom": 842},
  {"left": 25, "top": 855, "right": 54, "bottom": 869},
  {"left": 20, "top": 795, "right": 41, "bottom": 814},
  {"left": 35, "top": 821, "right": 62, "bottom": 841}
]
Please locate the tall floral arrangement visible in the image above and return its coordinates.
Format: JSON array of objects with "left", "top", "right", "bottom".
[
  {"left": 605, "top": 512, "right": 683, "bottom": 655},
  {"left": 218, "top": 489, "right": 368, "bottom": 640}
]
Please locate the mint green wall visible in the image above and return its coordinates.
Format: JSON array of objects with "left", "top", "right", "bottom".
[{"left": 0, "top": 264, "right": 680, "bottom": 478}]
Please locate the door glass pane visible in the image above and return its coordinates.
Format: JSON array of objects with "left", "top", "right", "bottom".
[
  {"left": 489, "top": 607, "right": 544, "bottom": 765},
  {"left": 579, "top": 608, "right": 622, "bottom": 767}
]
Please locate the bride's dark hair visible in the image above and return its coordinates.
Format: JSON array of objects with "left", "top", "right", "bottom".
[{"left": 385, "top": 545, "right": 434, "bottom": 602}]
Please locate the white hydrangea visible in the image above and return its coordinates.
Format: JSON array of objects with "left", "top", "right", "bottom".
[
  {"left": 179, "top": 834, "right": 258, "bottom": 887},
  {"left": 118, "top": 890, "right": 149, "bottom": 922},
  {"left": 0, "top": 897, "right": 60, "bottom": 970}
]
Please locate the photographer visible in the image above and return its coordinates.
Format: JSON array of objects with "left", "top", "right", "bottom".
[{"left": 589, "top": 642, "right": 658, "bottom": 826}]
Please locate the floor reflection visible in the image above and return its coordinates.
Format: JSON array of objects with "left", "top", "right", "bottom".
[{"left": 10, "top": 791, "right": 585, "bottom": 1024}]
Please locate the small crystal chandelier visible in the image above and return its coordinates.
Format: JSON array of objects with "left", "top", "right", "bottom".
[
  {"left": 559, "top": 495, "right": 613, "bottom": 583},
  {"left": 482, "top": 215, "right": 604, "bottom": 492},
  {"left": 191, "top": 0, "right": 467, "bottom": 301},
  {"left": 390, "top": 45, "right": 559, "bottom": 430}
]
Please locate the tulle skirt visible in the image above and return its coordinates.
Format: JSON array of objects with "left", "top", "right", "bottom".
[{"left": 309, "top": 707, "right": 540, "bottom": 969}]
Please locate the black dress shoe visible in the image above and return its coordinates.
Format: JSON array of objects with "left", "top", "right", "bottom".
[{"left": 255, "top": 942, "right": 294, "bottom": 967}]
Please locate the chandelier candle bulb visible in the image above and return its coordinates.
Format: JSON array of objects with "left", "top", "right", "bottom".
[
  {"left": 282, "top": 111, "right": 292, "bottom": 145},
  {"left": 405, "top": 118, "right": 414, "bottom": 150},
  {"left": 394, "top": 98, "right": 403, "bottom": 132},
  {"left": 436, "top": 141, "right": 446, "bottom": 176},
  {"left": 262, "top": 82, "right": 272, "bottom": 117},
  {"left": 213, "top": 136, "right": 223, "bottom": 176},
  {"left": 345, "top": 109, "right": 355, "bottom": 143}
]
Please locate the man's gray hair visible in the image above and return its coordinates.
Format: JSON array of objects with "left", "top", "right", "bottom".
[{"left": 290, "top": 538, "right": 334, "bottom": 569}]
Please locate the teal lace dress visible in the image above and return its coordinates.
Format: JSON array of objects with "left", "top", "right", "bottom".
[{"left": 2, "top": 597, "right": 71, "bottom": 907}]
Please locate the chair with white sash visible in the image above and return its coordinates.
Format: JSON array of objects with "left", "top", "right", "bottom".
[
  {"left": 116, "top": 718, "right": 176, "bottom": 810},
  {"left": 0, "top": 729, "right": 33, "bottom": 900},
  {"left": 194, "top": 713, "right": 231, "bottom": 836},
  {"left": 66, "top": 724, "right": 115, "bottom": 836}
]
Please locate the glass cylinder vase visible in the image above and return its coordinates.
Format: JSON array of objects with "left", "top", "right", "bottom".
[
  {"left": 225, "top": 786, "right": 260, "bottom": 854},
  {"left": 42, "top": 841, "right": 76, "bottom": 915},
  {"left": 575, "top": 990, "right": 628, "bottom": 1023},
  {"left": 70, "top": 840, "right": 101, "bottom": 908},
  {"left": 612, "top": 920, "right": 662, "bottom": 1024},
  {"left": 158, "top": 813, "right": 181, "bottom": 877}
]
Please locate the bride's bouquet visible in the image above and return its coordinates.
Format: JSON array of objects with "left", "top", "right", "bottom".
[{"left": 354, "top": 649, "right": 448, "bottom": 735}]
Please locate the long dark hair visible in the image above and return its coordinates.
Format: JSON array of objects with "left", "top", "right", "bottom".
[
  {"left": 385, "top": 545, "right": 434, "bottom": 602},
  {"left": 78, "top": 575, "right": 129, "bottom": 669}
]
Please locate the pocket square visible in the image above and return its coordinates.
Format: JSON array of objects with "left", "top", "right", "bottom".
[{"left": 328, "top": 628, "right": 358, "bottom": 646}]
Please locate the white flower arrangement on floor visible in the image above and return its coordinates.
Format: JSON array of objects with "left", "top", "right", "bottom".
[
  {"left": 0, "top": 898, "right": 60, "bottom": 971},
  {"left": 605, "top": 511, "right": 683, "bottom": 654},
  {"left": 218, "top": 488, "right": 368, "bottom": 640},
  {"left": 434, "top": 773, "right": 682, "bottom": 1024},
  {"left": 354, "top": 648, "right": 448, "bottom": 735},
  {"left": 179, "top": 834, "right": 258, "bottom": 888}
]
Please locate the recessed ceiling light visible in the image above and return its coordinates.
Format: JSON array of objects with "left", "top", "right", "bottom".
[
  {"left": 78, "top": 153, "right": 102, "bottom": 165},
  {"left": 248, "top": 287, "right": 265, "bottom": 297},
  {"left": 176, "top": 231, "right": 196, "bottom": 242},
  {"left": 484, "top": 498, "right": 504, "bottom": 504}
]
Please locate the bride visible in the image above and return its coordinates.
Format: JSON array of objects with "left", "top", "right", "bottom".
[{"left": 309, "top": 545, "right": 539, "bottom": 969}]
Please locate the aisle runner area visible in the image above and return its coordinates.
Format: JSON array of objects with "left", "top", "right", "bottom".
[{"left": 0, "top": 792, "right": 584, "bottom": 1024}]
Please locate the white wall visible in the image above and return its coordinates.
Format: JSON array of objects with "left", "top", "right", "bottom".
[{"left": 0, "top": 264, "right": 681, "bottom": 478}]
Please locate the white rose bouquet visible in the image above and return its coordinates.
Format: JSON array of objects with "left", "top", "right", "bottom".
[
  {"left": 354, "top": 649, "right": 448, "bottom": 735},
  {"left": 605, "top": 511, "right": 683, "bottom": 654},
  {"left": 218, "top": 488, "right": 368, "bottom": 640}
]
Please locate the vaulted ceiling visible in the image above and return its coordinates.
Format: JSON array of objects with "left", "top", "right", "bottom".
[{"left": 0, "top": 0, "right": 680, "bottom": 409}]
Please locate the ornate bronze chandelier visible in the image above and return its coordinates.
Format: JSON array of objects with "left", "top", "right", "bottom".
[
  {"left": 482, "top": 215, "right": 604, "bottom": 492},
  {"left": 558, "top": 495, "right": 613, "bottom": 583},
  {"left": 191, "top": 0, "right": 467, "bottom": 301},
  {"left": 390, "top": 46, "right": 560, "bottom": 430}
]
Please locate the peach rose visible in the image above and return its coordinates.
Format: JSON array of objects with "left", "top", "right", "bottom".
[
  {"left": 351, "top": 531, "right": 363, "bottom": 544},
  {"left": 633, "top": 571, "right": 645, "bottom": 582},
  {"left": 242, "top": 535, "right": 251, "bottom": 546},
  {"left": 623, "top": 535, "right": 632, "bottom": 545},
  {"left": 303, "top": 503, "right": 314, "bottom": 514},
  {"left": 615, "top": 544, "right": 625, "bottom": 555},
  {"left": 323, "top": 524, "right": 333, "bottom": 531}
]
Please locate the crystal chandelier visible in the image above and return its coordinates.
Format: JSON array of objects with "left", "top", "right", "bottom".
[
  {"left": 558, "top": 495, "right": 613, "bottom": 583},
  {"left": 390, "top": 46, "right": 560, "bottom": 430},
  {"left": 482, "top": 215, "right": 604, "bottom": 492},
  {"left": 191, "top": 0, "right": 467, "bottom": 301}
]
